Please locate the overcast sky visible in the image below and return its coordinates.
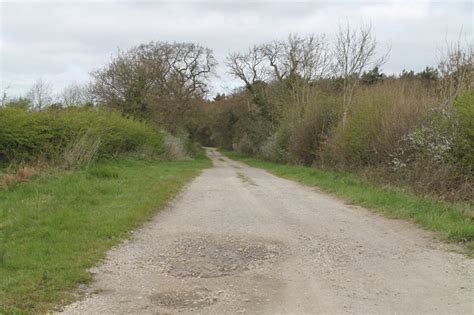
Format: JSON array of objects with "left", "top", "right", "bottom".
[{"left": 1, "top": 0, "right": 472, "bottom": 98}]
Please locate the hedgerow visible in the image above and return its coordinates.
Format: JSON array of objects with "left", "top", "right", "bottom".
[{"left": 0, "top": 107, "right": 165, "bottom": 164}]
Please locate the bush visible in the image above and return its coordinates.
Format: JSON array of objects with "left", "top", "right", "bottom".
[
  {"left": 259, "top": 126, "right": 290, "bottom": 163},
  {"left": 204, "top": 67, "right": 472, "bottom": 200},
  {"left": 322, "top": 82, "right": 472, "bottom": 199},
  {"left": 332, "top": 81, "right": 435, "bottom": 167},
  {"left": 287, "top": 95, "right": 342, "bottom": 165},
  {"left": 160, "top": 132, "right": 190, "bottom": 160},
  {"left": 0, "top": 107, "right": 165, "bottom": 164},
  {"left": 452, "top": 90, "right": 474, "bottom": 179}
]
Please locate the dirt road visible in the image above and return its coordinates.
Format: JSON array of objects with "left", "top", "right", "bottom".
[{"left": 61, "top": 148, "right": 473, "bottom": 314}]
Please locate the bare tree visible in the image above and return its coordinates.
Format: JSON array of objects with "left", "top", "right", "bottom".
[
  {"left": 263, "top": 34, "right": 330, "bottom": 84},
  {"left": 61, "top": 83, "right": 84, "bottom": 107},
  {"left": 227, "top": 34, "right": 331, "bottom": 112},
  {"left": 158, "top": 42, "right": 216, "bottom": 99},
  {"left": 437, "top": 37, "right": 473, "bottom": 108},
  {"left": 27, "top": 78, "right": 53, "bottom": 111},
  {"left": 1, "top": 86, "right": 8, "bottom": 107},
  {"left": 227, "top": 34, "right": 330, "bottom": 89},
  {"left": 226, "top": 45, "right": 267, "bottom": 93},
  {"left": 61, "top": 82, "right": 95, "bottom": 107},
  {"left": 333, "top": 23, "right": 389, "bottom": 127}
]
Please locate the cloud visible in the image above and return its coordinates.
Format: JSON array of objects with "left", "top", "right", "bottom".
[
  {"left": 359, "top": 0, "right": 431, "bottom": 20},
  {"left": 0, "top": 0, "right": 472, "bottom": 97}
]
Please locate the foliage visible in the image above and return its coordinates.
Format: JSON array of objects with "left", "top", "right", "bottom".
[
  {"left": 160, "top": 132, "right": 190, "bottom": 160},
  {"left": 452, "top": 90, "right": 474, "bottom": 179},
  {"left": 203, "top": 34, "right": 472, "bottom": 200},
  {"left": 259, "top": 127, "right": 290, "bottom": 163},
  {"left": 0, "top": 107, "right": 165, "bottom": 164},
  {"left": 361, "top": 66, "right": 385, "bottom": 85},
  {"left": 3, "top": 97, "right": 31, "bottom": 110}
]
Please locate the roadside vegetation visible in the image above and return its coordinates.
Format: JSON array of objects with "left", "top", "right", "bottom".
[
  {"left": 222, "top": 150, "right": 474, "bottom": 255},
  {"left": 0, "top": 22, "right": 472, "bottom": 312},
  {"left": 0, "top": 155, "right": 210, "bottom": 313},
  {"left": 0, "top": 107, "right": 164, "bottom": 164},
  {"left": 198, "top": 27, "right": 472, "bottom": 202},
  {"left": 0, "top": 41, "right": 215, "bottom": 313},
  {"left": 0, "top": 105, "right": 211, "bottom": 313}
]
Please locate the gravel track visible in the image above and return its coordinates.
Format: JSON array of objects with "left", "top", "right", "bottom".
[{"left": 60, "top": 148, "right": 473, "bottom": 314}]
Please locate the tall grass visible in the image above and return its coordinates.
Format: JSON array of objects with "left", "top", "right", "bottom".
[{"left": 327, "top": 80, "right": 436, "bottom": 166}]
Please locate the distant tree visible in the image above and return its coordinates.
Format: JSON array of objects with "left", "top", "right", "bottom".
[
  {"left": 416, "top": 67, "right": 439, "bottom": 81},
  {"left": 213, "top": 93, "right": 226, "bottom": 102},
  {"left": 48, "top": 102, "right": 64, "bottom": 111},
  {"left": 4, "top": 97, "right": 31, "bottom": 110},
  {"left": 1, "top": 87, "right": 8, "bottom": 107},
  {"left": 227, "top": 34, "right": 330, "bottom": 92},
  {"left": 361, "top": 66, "right": 385, "bottom": 85},
  {"left": 61, "top": 82, "right": 95, "bottom": 107},
  {"left": 399, "top": 69, "right": 416, "bottom": 79},
  {"left": 227, "top": 34, "right": 331, "bottom": 125},
  {"left": 27, "top": 79, "right": 53, "bottom": 111},
  {"left": 226, "top": 45, "right": 267, "bottom": 93},
  {"left": 263, "top": 34, "right": 330, "bottom": 84}
]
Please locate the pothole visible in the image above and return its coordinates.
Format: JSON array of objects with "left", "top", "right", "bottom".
[
  {"left": 150, "top": 288, "right": 217, "bottom": 309},
  {"left": 161, "top": 236, "right": 281, "bottom": 278}
]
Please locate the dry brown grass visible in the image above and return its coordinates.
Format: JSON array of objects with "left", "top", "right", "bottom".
[
  {"left": 1, "top": 132, "right": 102, "bottom": 189},
  {"left": 61, "top": 132, "right": 101, "bottom": 169},
  {"left": 161, "top": 133, "right": 190, "bottom": 161},
  {"left": 1, "top": 165, "right": 41, "bottom": 188}
]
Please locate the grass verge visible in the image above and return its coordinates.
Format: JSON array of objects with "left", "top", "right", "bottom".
[
  {"left": 221, "top": 150, "right": 473, "bottom": 255},
  {"left": 0, "top": 153, "right": 211, "bottom": 314}
]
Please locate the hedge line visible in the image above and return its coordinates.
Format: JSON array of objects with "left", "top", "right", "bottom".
[{"left": 0, "top": 108, "right": 165, "bottom": 163}]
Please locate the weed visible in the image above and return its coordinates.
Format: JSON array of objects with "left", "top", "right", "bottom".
[
  {"left": 62, "top": 131, "right": 101, "bottom": 169},
  {"left": 1, "top": 165, "right": 40, "bottom": 188},
  {"left": 236, "top": 171, "right": 257, "bottom": 185}
]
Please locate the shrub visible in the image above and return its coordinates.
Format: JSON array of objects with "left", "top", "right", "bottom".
[
  {"left": 160, "top": 132, "right": 190, "bottom": 160},
  {"left": 452, "top": 90, "right": 474, "bottom": 178},
  {"left": 287, "top": 95, "right": 342, "bottom": 165},
  {"left": 325, "top": 82, "right": 472, "bottom": 199},
  {"left": 259, "top": 126, "right": 290, "bottom": 163},
  {"left": 233, "top": 133, "right": 254, "bottom": 155},
  {"left": 0, "top": 107, "right": 165, "bottom": 164},
  {"left": 332, "top": 81, "right": 435, "bottom": 167}
]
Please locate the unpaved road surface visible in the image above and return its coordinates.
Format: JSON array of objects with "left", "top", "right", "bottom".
[{"left": 61, "top": 148, "right": 473, "bottom": 314}]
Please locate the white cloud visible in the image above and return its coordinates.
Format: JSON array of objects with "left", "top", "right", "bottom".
[
  {"left": 360, "top": 0, "right": 431, "bottom": 20},
  {"left": 0, "top": 0, "right": 472, "bottom": 97}
]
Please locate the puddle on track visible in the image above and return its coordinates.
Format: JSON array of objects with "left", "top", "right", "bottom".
[{"left": 160, "top": 235, "right": 282, "bottom": 278}]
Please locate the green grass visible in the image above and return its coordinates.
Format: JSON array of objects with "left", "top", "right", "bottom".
[
  {"left": 221, "top": 150, "right": 474, "bottom": 255},
  {"left": 0, "top": 154, "right": 211, "bottom": 314},
  {"left": 236, "top": 171, "right": 257, "bottom": 186}
]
